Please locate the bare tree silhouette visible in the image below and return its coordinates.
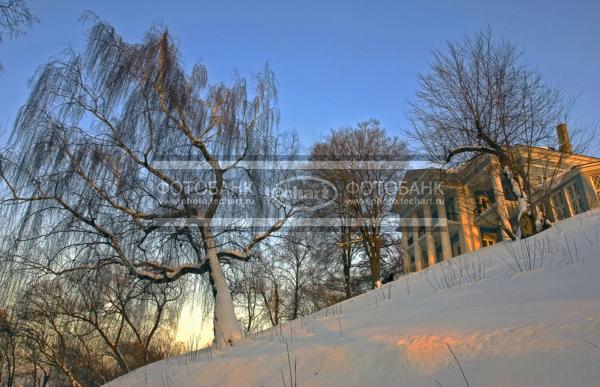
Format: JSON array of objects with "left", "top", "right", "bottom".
[{"left": 409, "top": 29, "right": 579, "bottom": 238}]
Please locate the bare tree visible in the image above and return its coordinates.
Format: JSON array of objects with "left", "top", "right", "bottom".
[
  {"left": 0, "top": 20, "right": 293, "bottom": 348},
  {"left": 286, "top": 234, "right": 314, "bottom": 319},
  {"left": 231, "top": 228, "right": 322, "bottom": 332},
  {"left": 254, "top": 251, "right": 284, "bottom": 327},
  {"left": 1, "top": 306, "right": 55, "bottom": 387},
  {"left": 0, "top": 309, "right": 18, "bottom": 386},
  {"left": 409, "top": 29, "right": 576, "bottom": 238},
  {"left": 311, "top": 120, "right": 408, "bottom": 288},
  {"left": 15, "top": 284, "right": 88, "bottom": 387},
  {"left": 292, "top": 212, "right": 360, "bottom": 300},
  {"left": 270, "top": 230, "right": 318, "bottom": 320},
  {"left": 230, "top": 262, "right": 263, "bottom": 334},
  {"left": 9, "top": 270, "right": 182, "bottom": 386}
]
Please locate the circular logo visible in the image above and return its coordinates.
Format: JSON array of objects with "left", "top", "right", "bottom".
[{"left": 270, "top": 176, "right": 337, "bottom": 211}]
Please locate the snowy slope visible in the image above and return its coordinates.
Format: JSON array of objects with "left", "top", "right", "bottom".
[{"left": 110, "top": 210, "right": 600, "bottom": 387}]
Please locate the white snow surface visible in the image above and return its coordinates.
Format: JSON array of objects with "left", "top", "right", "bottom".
[{"left": 110, "top": 210, "right": 600, "bottom": 387}]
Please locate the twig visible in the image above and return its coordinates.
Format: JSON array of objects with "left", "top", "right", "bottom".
[
  {"left": 286, "top": 340, "right": 293, "bottom": 387},
  {"left": 446, "top": 343, "right": 470, "bottom": 387},
  {"left": 280, "top": 369, "right": 287, "bottom": 387}
]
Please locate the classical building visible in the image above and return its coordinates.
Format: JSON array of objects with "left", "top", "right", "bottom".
[{"left": 393, "top": 125, "right": 600, "bottom": 274}]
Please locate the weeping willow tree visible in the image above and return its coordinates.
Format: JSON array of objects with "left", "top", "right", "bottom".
[{"left": 0, "top": 20, "right": 293, "bottom": 348}]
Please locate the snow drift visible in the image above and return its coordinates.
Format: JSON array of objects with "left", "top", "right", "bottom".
[{"left": 110, "top": 210, "right": 600, "bottom": 387}]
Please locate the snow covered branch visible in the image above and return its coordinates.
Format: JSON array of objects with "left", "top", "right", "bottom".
[
  {"left": 445, "top": 145, "right": 500, "bottom": 163},
  {"left": 217, "top": 216, "right": 290, "bottom": 261}
]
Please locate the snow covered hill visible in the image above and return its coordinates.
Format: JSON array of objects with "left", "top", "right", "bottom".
[{"left": 110, "top": 210, "right": 600, "bottom": 387}]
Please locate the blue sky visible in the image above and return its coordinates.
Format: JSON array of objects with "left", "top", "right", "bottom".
[{"left": 1, "top": 0, "right": 599, "bottom": 151}]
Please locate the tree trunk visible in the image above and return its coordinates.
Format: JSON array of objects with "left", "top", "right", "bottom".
[
  {"left": 57, "top": 363, "right": 82, "bottom": 387},
  {"left": 41, "top": 373, "right": 49, "bottom": 387},
  {"left": 273, "top": 284, "right": 280, "bottom": 325},
  {"left": 343, "top": 258, "right": 352, "bottom": 299},
  {"left": 370, "top": 248, "right": 382, "bottom": 289},
  {"left": 292, "top": 282, "right": 299, "bottom": 320},
  {"left": 519, "top": 169, "right": 539, "bottom": 238},
  {"left": 501, "top": 164, "right": 534, "bottom": 239},
  {"left": 341, "top": 229, "right": 353, "bottom": 299},
  {"left": 205, "top": 237, "right": 244, "bottom": 349},
  {"left": 364, "top": 234, "right": 382, "bottom": 289}
]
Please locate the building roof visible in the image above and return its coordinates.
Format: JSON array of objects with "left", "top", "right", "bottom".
[{"left": 393, "top": 146, "right": 600, "bottom": 215}]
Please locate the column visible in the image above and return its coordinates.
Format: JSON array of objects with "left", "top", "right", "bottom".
[
  {"left": 468, "top": 188, "right": 482, "bottom": 250},
  {"left": 400, "top": 220, "right": 412, "bottom": 275},
  {"left": 422, "top": 204, "right": 437, "bottom": 267},
  {"left": 581, "top": 175, "right": 600, "bottom": 209},
  {"left": 411, "top": 211, "right": 424, "bottom": 271},
  {"left": 456, "top": 188, "right": 474, "bottom": 254},
  {"left": 458, "top": 229, "right": 469, "bottom": 255},
  {"left": 436, "top": 198, "right": 453, "bottom": 260},
  {"left": 563, "top": 188, "right": 574, "bottom": 218}
]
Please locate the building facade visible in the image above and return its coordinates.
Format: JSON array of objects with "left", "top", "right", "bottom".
[{"left": 393, "top": 138, "right": 600, "bottom": 274}]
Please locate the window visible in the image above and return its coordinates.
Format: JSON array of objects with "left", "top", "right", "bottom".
[
  {"left": 566, "top": 182, "right": 585, "bottom": 215},
  {"left": 475, "top": 194, "right": 489, "bottom": 214},
  {"left": 417, "top": 209, "right": 425, "bottom": 237},
  {"left": 431, "top": 205, "right": 439, "bottom": 220},
  {"left": 435, "top": 246, "right": 443, "bottom": 263},
  {"left": 482, "top": 234, "right": 496, "bottom": 247},
  {"left": 445, "top": 195, "right": 458, "bottom": 221},
  {"left": 592, "top": 175, "right": 600, "bottom": 198},
  {"left": 501, "top": 174, "right": 517, "bottom": 201},
  {"left": 452, "top": 243, "right": 462, "bottom": 257},
  {"left": 551, "top": 191, "right": 569, "bottom": 220}
]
